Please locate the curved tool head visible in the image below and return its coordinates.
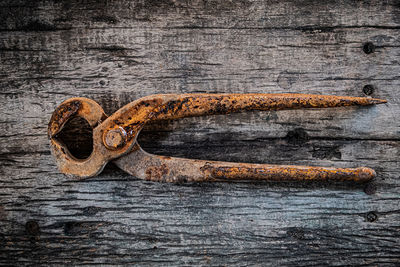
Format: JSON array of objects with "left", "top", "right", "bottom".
[
  {"left": 48, "top": 98, "right": 110, "bottom": 178},
  {"left": 48, "top": 97, "right": 155, "bottom": 178}
]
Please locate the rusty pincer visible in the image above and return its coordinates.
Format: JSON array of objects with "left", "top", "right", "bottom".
[{"left": 48, "top": 93, "right": 386, "bottom": 183}]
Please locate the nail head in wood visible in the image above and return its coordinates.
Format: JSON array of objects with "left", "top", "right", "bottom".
[
  {"left": 363, "top": 85, "right": 375, "bottom": 96},
  {"left": 363, "top": 42, "right": 375, "bottom": 54}
]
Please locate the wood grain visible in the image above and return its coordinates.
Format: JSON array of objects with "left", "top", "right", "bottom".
[{"left": 0, "top": 0, "right": 399, "bottom": 265}]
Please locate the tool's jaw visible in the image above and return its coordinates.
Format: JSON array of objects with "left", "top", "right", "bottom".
[
  {"left": 48, "top": 97, "right": 106, "bottom": 138},
  {"left": 48, "top": 96, "right": 156, "bottom": 178},
  {"left": 48, "top": 97, "right": 111, "bottom": 178},
  {"left": 49, "top": 136, "right": 108, "bottom": 179}
]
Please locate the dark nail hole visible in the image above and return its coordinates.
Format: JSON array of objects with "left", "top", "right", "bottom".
[
  {"left": 25, "top": 220, "right": 40, "bottom": 236},
  {"left": 364, "top": 183, "right": 377, "bottom": 195},
  {"left": 54, "top": 116, "right": 93, "bottom": 159},
  {"left": 363, "top": 84, "right": 375, "bottom": 96},
  {"left": 363, "top": 42, "right": 375, "bottom": 54},
  {"left": 366, "top": 211, "right": 378, "bottom": 222}
]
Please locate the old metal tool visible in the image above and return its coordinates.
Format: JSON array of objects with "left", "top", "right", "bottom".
[{"left": 48, "top": 93, "right": 386, "bottom": 182}]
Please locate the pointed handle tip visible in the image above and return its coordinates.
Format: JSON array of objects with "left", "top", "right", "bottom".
[
  {"left": 369, "top": 98, "right": 387, "bottom": 105},
  {"left": 357, "top": 167, "right": 376, "bottom": 182}
]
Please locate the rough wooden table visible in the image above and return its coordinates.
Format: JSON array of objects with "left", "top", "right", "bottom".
[{"left": 1, "top": 0, "right": 399, "bottom": 265}]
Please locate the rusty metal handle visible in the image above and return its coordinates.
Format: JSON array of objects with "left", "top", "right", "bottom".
[
  {"left": 100, "top": 93, "right": 386, "bottom": 161},
  {"left": 101, "top": 93, "right": 386, "bottom": 150},
  {"left": 114, "top": 144, "right": 376, "bottom": 183}
]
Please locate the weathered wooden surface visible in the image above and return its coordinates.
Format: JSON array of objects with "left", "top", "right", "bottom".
[{"left": 0, "top": 0, "right": 399, "bottom": 265}]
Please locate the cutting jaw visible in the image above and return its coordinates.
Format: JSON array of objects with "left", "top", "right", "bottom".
[{"left": 48, "top": 93, "right": 386, "bottom": 182}]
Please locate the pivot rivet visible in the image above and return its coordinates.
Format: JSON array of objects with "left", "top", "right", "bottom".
[{"left": 104, "top": 127, "right": 126, "bottom": 150}]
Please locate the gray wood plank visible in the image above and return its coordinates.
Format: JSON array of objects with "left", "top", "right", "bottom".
[{"left": 0, "top": 0, "right": 399, "bottom": 265}]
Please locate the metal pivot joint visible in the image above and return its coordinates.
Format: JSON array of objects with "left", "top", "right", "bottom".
[{"left": 48, "top": 93, "right": 386, "bottom": 182}]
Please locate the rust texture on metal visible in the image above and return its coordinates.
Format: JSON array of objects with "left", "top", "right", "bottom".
[
  {"left": 101, "top": 93, "right": 386, "bottom": 147},
  {"left": 48, "top": 93, "right": 386, "bottom": 181},
  {"left": 200, "top": 164, "right": 375, "bottom": 182},
  {"left": 114, "top": 145, "right": 375, "bottom": 183},
  {"left": 48, "top": 100, "right": 82, "bottom": 138},
  {"left": 48, "top": 97, "right": 108, "bottom": 178}
]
